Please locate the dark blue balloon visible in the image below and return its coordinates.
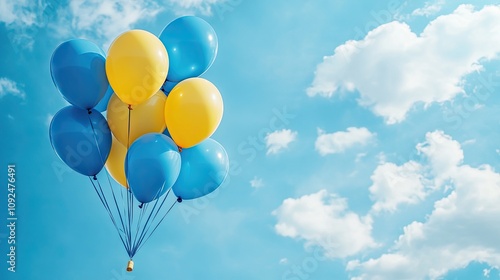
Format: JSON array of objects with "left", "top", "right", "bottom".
[
  {"left": 161, "top": 80, "right": 178, "bottom": 96},
  {"left": 163, "top": 128, "right": 171, "bottom": 138},
  {"left": 159, "top": 16, "right": 218, "bottom": 82},
  {"left": 49, "top": 106, "right": 112, "bottom": 176},
  {"left": 94, "top": 85, "right": 114, "bottom": 112},
  {"left": 50, "top": 39, "right": 109, "bottom": 109},
  {"left": 173, "top": 138, "right": 229, "bottom": 200},
  {"left": 125, "top": 134, "right": 181, "bottom": 203}
]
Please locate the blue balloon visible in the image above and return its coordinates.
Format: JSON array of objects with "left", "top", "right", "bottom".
[
  {"left": 159, "top": 16, "right": 218, "bottom": 82},
  {"left": 161, "top": 80, "right": 178, "bottom": 96},
  {"left": 125, "top": 134, "right": 181, "bottom": 203},
  {"left": 163, "top": 128, "right": 171, "bottom": 138},
  {"left": 173, "top": 138, "right": 229, "bottom": 200},
  {"left": 94, "top": 85, "right": 114, "bottom": 112},
  {"left": 50, "top": 39, "right": 109, "bottom": 109},
  {"left": 49, "top": 106, "right": 112, "bottom": 176}
]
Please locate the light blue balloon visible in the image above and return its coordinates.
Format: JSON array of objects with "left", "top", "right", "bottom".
[
  {"left": 49, "top": 106, "right": 112, "bottom": 176},
  {"left": 125, "top": 134, "right": 181, "bottom": 203},
  {"left": 173, "top": 138, "right": 229, "bottom": 200},
  {"left": 159, "top": 16, "right": 218, "bottom": 82},
  {"left": 50, "top": 39, "right": 109, "bottom": 109},
  {"left": 94, "top": 85, "right": 113, "bottom": 112}
]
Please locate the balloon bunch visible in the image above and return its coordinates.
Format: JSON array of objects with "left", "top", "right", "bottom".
[{"left": 48, "top": 16, "right": 228, "bottom": 271}]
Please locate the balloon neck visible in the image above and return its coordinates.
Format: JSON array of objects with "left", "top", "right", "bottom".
[
  {"left": 138, "top": 203, "right": 144, "bottom": 209},
  {"left": 128, "top": 104, "right": 133, "bottom": 110},
  {"left": 177, "top": 146, "right": 182, "bottom": 153},
  {"left": 87, "top": 109, "right": 92, "bottom": 115},
  {"left": 177, "top": 197, "right": 183, "bottom": 203},
  {"left": 93, "top": 175, "right": 97, "bottom": 180}
]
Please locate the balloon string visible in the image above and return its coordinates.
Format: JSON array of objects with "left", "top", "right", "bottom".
[
  {"left": 88, "top": 176, "right": 130, "bottom": 254},
  {"left": 130, "top": 187, "right": 171, "bottom": 257},
  {"left": 101, "top": 170, "right": 132, "bottom": 256},
  {"left": 130, "top": 200, "right": 149, "bottom": 256},
  {"left": 87, "top": 112, "right": 132, "bottom": 257},
  {"left": 135, "top": 198, "right": 178, "bottom": 256},
  {"left": 126, "top": 105, "right": 134, "bottom": 257}
]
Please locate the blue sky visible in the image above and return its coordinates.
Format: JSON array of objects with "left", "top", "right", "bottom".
[{"left": 1, "top": 0, "right": 500, "bottom": 279}]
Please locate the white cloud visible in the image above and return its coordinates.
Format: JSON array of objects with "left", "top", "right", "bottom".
[
  {"left": 369, "top": 161, "right": 428, "bottom": 213},
  {"left": 273, "top": 190, "right": 377, "bottom": 258},
  {"left": 315, "top": 127, "right": 374, "bottom": 156},
  {"left": 0, "top": 0, "right": 37, "bottom": 26},
  {"left": 279, "top": 258, "right": 288, "bottom": 265},
  {"left": 350, "top": 132, "right": 500, "bottom": 279},
  {"left": 412, "top": 0, "right": 445, "bottom": 17},
  {"left": 416, "top": 130, "right": 463, "bottom": 186},
  {"left": 1, "top": 0, "right": 228, "bottom": 51},
  {"left": 461, "top": 139, "right": 476, "bottom": 146},
  {"left": 0, "top": 77, "right": 25, "bottom": 99},
  {"left": 0, "top": 0, "right": 56, "bottom": 50},
  {"left": 484, "top": 268, "right": 491, "bottom": 277},
  {"left": 307, "top": 5, "right": 500, "bottom": 124},
  {"left": 265, "top": 129, "right": 297, "bottom": 155},
  {"left": 355, "top": 153, "right": 367, "bottom": 163},
  {"left": 49, "top": 0, "right": 161, "bottom": 48},
  {"left": 250, "top": 176, "right": 264, "bottom": 188},
  {"left": 49, "top": 0, "right": 230, "bottom": 48},
  {"left": 168, "top": 0, "right": 229, "bottom": 16}
]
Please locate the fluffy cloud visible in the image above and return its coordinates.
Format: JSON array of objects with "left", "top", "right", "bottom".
[
  {"left": 0, "top": 0, "right": 37, "bottom": 26},
  {"left": 350, "top": 131, "right": 500, "bottom": 279},
  {"left": 307, "top": 5, "right": 500, "bottom": 124},
  {"left": 369, "top": 161, "right": 428, "bottom": 213},
  {"left": 411, "top": 0, "right": 445, "bottom": 17},
  {"left": 315, "top": 127, "right": 374, "bottom": 156},
  {"left": 0, "top": 0, "right": 43, "bottom": 50},
  {"left": 2, "top": 0, "right": 228, "bottom": 50},
  {"left": 0, "top": 77, "right": 25, "bottom": 99},
  {"left": 273, "top": 190, "right": 377, "bottom": 258},
  {"left": 168, "top": 0, "right": 231, "bottom": 16},
  {"left": 250, "top": 176, "right": 264, "bottom": 188},
  {"left": 49, "top": 0, "right": 162, "bottom": 47},
  {"left": 55, "top": 0, "right": 229, "bottom": 45},
  {"left": 417, "top": 130, "right": 463, "bottom": 186},
  {"left": 265, "top": 129, "right": 297, "bottom": 155}
]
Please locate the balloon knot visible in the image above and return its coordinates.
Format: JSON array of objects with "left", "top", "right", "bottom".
[
  {"left": 128, "top": 104, "right": 133, "bottom": 110},
  {"left": 178, "top": 146, "right": 182, "bottom": 153},
  {"left": 177, "top": 197, "right": 183, "bottom": 203},
  {"left": 138, "top": 203, "right": 144, "bottom": 209},
  {"left": 93, "top": 175, "right": 97, "bottom": 180},
  {"left": 88, "top": 109, "right": 92, "bottom": 115}
]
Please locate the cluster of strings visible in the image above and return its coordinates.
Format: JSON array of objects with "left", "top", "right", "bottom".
[{"left": 85, "top": 107, "right": 177, "bottom": 261}]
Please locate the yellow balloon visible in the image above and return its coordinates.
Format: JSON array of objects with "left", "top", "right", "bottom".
[
  {"left": 107, "top": 91, "right": 167, "bottom": 147},
  {"left": 165, "top": 78, "right": 223, "bottom": 148},
  {"left": 105, "top": 136, "right": 127, "bottom": 188},
  {"left": 106, "top": 30, "right": 169, "bottom": 105}
]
